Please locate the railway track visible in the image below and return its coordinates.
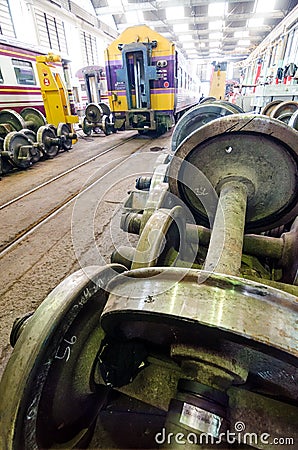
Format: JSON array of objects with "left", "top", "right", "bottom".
[{"left": 0, "top": 135, "right": 154, "bottom": 256}]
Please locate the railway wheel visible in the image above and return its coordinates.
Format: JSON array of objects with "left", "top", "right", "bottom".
[
  {"left": 261, "top": 100, "right": 283, "bottom": 116},
  {"left": 20, "top": 107, "right": 47, "bottom": 133},
  {"left": 169, "top": 114, "right": 298, "bottom": 232},
  {"left": 57, "top": 122, "right": 72, "bottom": 151},
  {"left": 0, "top": 109, "right": 26, "bottom": 131},
  {"left": 22, "top": 129, "right": 41, "bottom": 163},
  {"left": 0, "top": 264, "right": 126, "bottom": 450},
  {"left": 171, "top": 102, "right": 236, "bottom": 152},
  {"left": 289, "top": 109, "right": 298, "bottom": 130},
  {"left": 270, "top": 100, "right": 298, "bottom": 119},
  {"left": 3, "top": 131, "right": 32, "bottom": 169},
  {"left": 82, "top": 116, "right": 92, "bottom": 136},
  {"left": 85, "top": 103, "right": 103, "bottom": 123},
  {"left": 37, "top": 125, "right": 59, "bottom": 158}
]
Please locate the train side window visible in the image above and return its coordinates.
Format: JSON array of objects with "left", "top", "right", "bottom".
[
  {"left": 0, "top": 68, "right": 3, "bottom": 84},
  {"left": 12, "top": 59, "right": 36, "bottom": 85}
]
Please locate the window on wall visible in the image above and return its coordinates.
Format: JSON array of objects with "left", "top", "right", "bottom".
[
  {"left": 0, "top": 0, "right": 15, "bottom": 38},
  {"left": 12, "top": 59, "right": 36, "bottom": 85},
  {"left": 34, "top": 9, "right": 68, "bottom": 54},
  {"left": 80, "top": 31, "right": 98, "bottom": 66}
]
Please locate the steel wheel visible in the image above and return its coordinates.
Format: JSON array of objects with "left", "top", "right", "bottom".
[
  {"left": 57, "top": 122, "right": 72, "bottom": 150},
  {"left": 0, "top": 264, "right": 126, "bottom": 450},
  {"left": 171, "top": 103, "right": 235, "bottom": 152},
  {"left": 0, "top": 109, "right": 26, "bottom": 131},
  {"left": 3, "top": 131, "right": 32, "bottom": 169},
  {"left": 22, "top": 129, "right": 40, "bottom": 163},
  {"left": 20, "top": 107, "right": 47, "bottom": 133},
  {"left": 37, "top": 125, "right": 59, "bottom": 158},
  {"left": 82, "top": 116, "right": 92, "bottom": 136}
]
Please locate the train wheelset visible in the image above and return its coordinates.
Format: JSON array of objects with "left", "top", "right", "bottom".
[
  {"left": 0, "top": 108, "right": 77, "bottom": 176},
  {"left": 0, "top": 111, "right": 297, "bottom": 448}
]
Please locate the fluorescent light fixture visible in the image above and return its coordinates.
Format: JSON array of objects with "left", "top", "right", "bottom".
[
  {"left": 238, "top": 39, "right": 250, "bottom": 46},
  {"left": 173, "top": 23, "right": 189, "bottom": 32},
  {"left": 179, "top": 35, "right": 193, "bottom": 42},
  {"left": 198, "top": 42, "right": 206, "bottom": 48},
  {"left": 166, "top": 6, "right": 184, "bottom": 20},
  {"left": 255, "top": 0, "right": 275, "bottom": 13},
  {"left": 209, "top": 20, "right": 224, "bottom": 30},
  {"left": 208, "top": 2, "right": 227, "bottom": 17},
  {"left": 125, "top": 10, "right": 143, "bottom": 23},
  {"left": 234, "top": 30, "right": 249, "bottom": 38},
  {"left": 183, "top": 42, "right": 196, "bottom": 48},
  {"left": 248, "top": 18, "right": 264, "bottom": 27},
  {"left": 209, "top": 32, "right": 223, "bottom": 40},
  {"left": 209, "top": 41, "right": 221, "bottom": 48}
]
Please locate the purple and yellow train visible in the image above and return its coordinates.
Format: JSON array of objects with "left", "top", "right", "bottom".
[{"left": 105, "top": 25, "right": 199, "bottom": 134}]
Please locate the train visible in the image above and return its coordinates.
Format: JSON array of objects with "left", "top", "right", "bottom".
[{"left": 104, "top": 25, "right": 200, "bottom": 134}]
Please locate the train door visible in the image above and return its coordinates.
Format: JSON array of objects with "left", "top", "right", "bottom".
[{"left": 116, "top": 42, "right": 157, "bottom": 110}]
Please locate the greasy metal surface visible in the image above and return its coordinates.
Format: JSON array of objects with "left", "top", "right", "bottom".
[
  {"left": 203, "top": 180, "right": 247, "bottom": 275},
  {"left": 37, "top": 125, "right": 59, "bottom": 158},
  {"left": 0, "top": 109, "right": 26, "bottom": 131},
  {"left": 20, "top": 107, "right": 47, "bottom": 133},
  {"left": 168, "top": 114, "right": 298, "bottom": 232},
  {"left": 171, "top": 102, "right": 235, "bottom": 152},
  {"left": 102, "top": 267, "right": 298, "bottom": 363},
  {"left": 85, "top": 103, "right": 103, "bottom": 123},
  {"left": 131, "top": 206, "right": 186, "bottom": 269},
  {"left": 0, "top": 264, "right": 126, "bottom": 450}
]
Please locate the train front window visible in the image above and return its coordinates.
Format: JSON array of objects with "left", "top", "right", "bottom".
[
  {"left": 12, "top": 59, "right": 36, "bottom": 85},
  {"left": 0, "top": 68, "right": 3, "bottom": 84}
]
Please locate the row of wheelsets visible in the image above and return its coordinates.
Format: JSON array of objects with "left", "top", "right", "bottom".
[
  {"left": 0, "top": 107, "right": 76, "bottom": 176},
  {"left": 0, "top": 111, "right": 297, "bottom": 448}
]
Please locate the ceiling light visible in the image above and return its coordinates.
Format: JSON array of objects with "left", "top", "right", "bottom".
[
  {"left": 125, "top": 10, "right": 143, "bottom": 24},
  {"left": 255, "top": 0, "right": 275, "bottom": 13},
  {"left": 166, "top": 6, "right": 184, "bottom": 20},
  {"left": 183, "top": 42, "right": 196, "bottom": 48},
  {"left": 179, "top": 35, "right": 193, "bottom": 42},
  {"left": 247, "top": 18, "right": 264, "bottom": 27},
  {"left": 209, "top": 32, "right": 223, "bottom": 40},
  {"left": 238, "top": 39, "right": 250, "bottom": 46},
  {"left": 234, "top": 31, "right": 249, "bottom": 38},
  {"left": 198, "top": 42, "right": 206, "bottom": 48},
  {"left": 209, "top": 20, "right": 224, "bottom": 30},
  {"left": 173, "top": 23, "right": 189, "bottom": 32},
  {"left": 208, "top": 2, "right": 227, "bottom": 17},
  {"left": 209, "top": 41, "right": 221, "bottom": 48}
]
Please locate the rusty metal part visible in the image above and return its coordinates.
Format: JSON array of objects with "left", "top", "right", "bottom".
[
  {"left": 270, "top": 101, "right": 298, "bottom": 119},
  {"left": 0, "top": 264, "right": 126, "bottom": 450},
  {"left": 168, "top": 114, "right": 298, "bottom": 233},
  {"left": 261, "top": 100, "right": 282, "bottom": 116},
  {"left": 171, "top": 102, "right": 236, "bottom": 152}
]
